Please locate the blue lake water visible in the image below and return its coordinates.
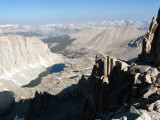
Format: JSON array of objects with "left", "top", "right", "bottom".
[{"left": 50, "top": 63, "right": 66, "bottom": 74}]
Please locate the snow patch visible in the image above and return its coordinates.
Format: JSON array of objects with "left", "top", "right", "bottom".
[
  {"left": 21, "top": 96, "right": 25, "bottom": 99},
  {"left": 28, "top": 64, "right": 38, "bottom": 69},
  {"left": 0, "top": 75, "right": 11, "bottom": 80},
  {"left": 11, "top": 70, "right": 16, "bottom": 75},
  {"left": 85, "top": 74, "right": 90, "bottom": 76},
  {"left": 4, "top": 88, "right": 8, "bottom": 91},
  {"left": 4, "top": 71, "right": 13, "bottom": 77},
  {"left": 13, "top": 68, "right": 20, "bottom": 73},
  {"left": 85, "top": 67, "right": 92, "bottom": 70},
  {"left": 14, "top": 116, "right": 25, "bottom": 120},
  {"left": 21, "top": 96, "right": 25, "bottom": 103},
  {"left": 40, "top": 57, "right": 48, "bottom": 67},
  {"left": 23, "top": 66, "right": 28, "bottom": 69},
  {"left": 20, "top": 73, "right": 25, "bottom": 77}
]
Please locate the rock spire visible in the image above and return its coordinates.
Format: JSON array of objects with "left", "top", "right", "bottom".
[{"left": 139, "top": 8, "right": 160, "bottom": 68}]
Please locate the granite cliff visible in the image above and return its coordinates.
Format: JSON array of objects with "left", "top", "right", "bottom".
[
  {"left": 139, "top": 9, "right": 160, "bottom": 68},
  {"left": 0, "top": 35, "right": 64, "bottom": 120},
  {"left": 78, "top": 54, "right": 160, "bottom": 119},
  {"left": 0, "top": 35, "right": 62, "bottom": 86}
]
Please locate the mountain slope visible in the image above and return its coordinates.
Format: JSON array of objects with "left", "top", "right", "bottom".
[
  {"left": 66, "top": 26, "right": 146, "bottom": 60},
  {"left": 0, "top": 35, "right": 62, "bottom": 86}
]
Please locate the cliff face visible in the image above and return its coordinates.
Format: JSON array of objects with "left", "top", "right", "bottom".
[
  {"left": 0, "top": 35, "right": 61, "bottom": 86},
  {"left": 78, "top": 54, "right": 160, "bottom": 120},
  {"left": 139, "top": 9, "right": 160, "bottom": 68},
  {"left": 77, "top": 54, "right": 131, "bottom": 119}
]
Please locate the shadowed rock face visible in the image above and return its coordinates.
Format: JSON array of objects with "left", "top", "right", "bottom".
[
  {"left": 77, "top": 54, "right": 131, "bottom": 119},
  {"left": 0, "top": 91, "right": 14, "bottom": 118},
  {"left": 25, "top": 87, "right": 82, "bottom": 120},
  {"left": 78, "top": 54, "right": 160, "bottom": 120},
  {"left": 139, "top": 9, "right": 160, "bottom": 68}
]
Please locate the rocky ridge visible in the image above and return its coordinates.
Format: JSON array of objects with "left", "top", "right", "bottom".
[
  {"left": 139, "top": 9, "right": 160, "bottom": 68},
  {"left": 0, "top": 20, "right": 149, "bottom": 38},
  {"left": 78, "top": 54, "right": 160, "bottom": 119}
]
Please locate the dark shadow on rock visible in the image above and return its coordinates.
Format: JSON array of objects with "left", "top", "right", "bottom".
[
  {"left": 5, "top": 84, "right": 82, "bottom": 120},
  {"left": 0, "top": 91, "right": 15, "bottom": 119},
  {"left": 42, "top": 35, "right": 75, "bottom": 53},
  {"left": 128, "top": 36, "right": 143, "bottom": 48},
  {"left": 22, "top": 66, "right": 52, "bottom": 88},
  {"left": 43, "top": 35, "right": 89, "bottom": 58},
  {"left": 69, "top": 75, "right": 78, "bottom": 79},
  {"left": 73, "top": 70, "right": 79, "bottom": 73},
  {"left": 128, "top": 57, "right": 156, "bottom": 67},
  {"left": 25, "top": 84, "right": 82, "bottom": 120},
  {"left": 116, "top": 113, "right": 140, "bottom": 120},
  {"left": 128, "top": 57, "right": 139, "bottom": 63}
]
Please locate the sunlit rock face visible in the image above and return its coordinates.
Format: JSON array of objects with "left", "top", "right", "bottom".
[
  {"left": 139, "top": 9, "right": 160, "bottom": 68},
  {"left": 0, "top": 35, "right": 62, "bottom": 86}
]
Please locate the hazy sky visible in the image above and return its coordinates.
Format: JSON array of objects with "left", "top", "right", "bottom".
[{"left": 0, "top": 0, "right": 160, "bottom": 25}]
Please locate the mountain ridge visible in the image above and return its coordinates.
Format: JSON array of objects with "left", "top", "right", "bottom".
[{"left": 0, "top": 20, "right": 150, "bottom": 38}]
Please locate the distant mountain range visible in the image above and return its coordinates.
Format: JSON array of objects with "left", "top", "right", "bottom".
[{"left": 0, "top": 20, "right": 150, "bottom": 38}]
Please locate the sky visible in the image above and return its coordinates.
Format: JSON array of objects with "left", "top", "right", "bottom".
[{"left": 0, "top": 0, "right": 160, "bottom": 25}]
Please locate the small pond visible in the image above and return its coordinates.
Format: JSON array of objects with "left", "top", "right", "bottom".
[{"left": 50, "top": 63, "right": 66, "bottom": 74}]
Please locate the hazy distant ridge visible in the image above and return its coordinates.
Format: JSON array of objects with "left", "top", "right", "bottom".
[{"left": 0, "top": 20, "right": 150, "bottom": 37}]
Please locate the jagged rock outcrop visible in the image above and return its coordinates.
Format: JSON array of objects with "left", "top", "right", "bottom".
[
  {"left": 77, "top": 54, "right": 130, "bottom": 119},
  {"left": 0, "top": 35, "right": 62, "bottom": 86},
  {"left": 25, "top": 89, "right": 82, "bottom": 120},
  {"left": 77, "top": 54, "right": 160, "bottom": 120},
  {"left": 139, "top": 9, "right": 160, "bottom": 68}
]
